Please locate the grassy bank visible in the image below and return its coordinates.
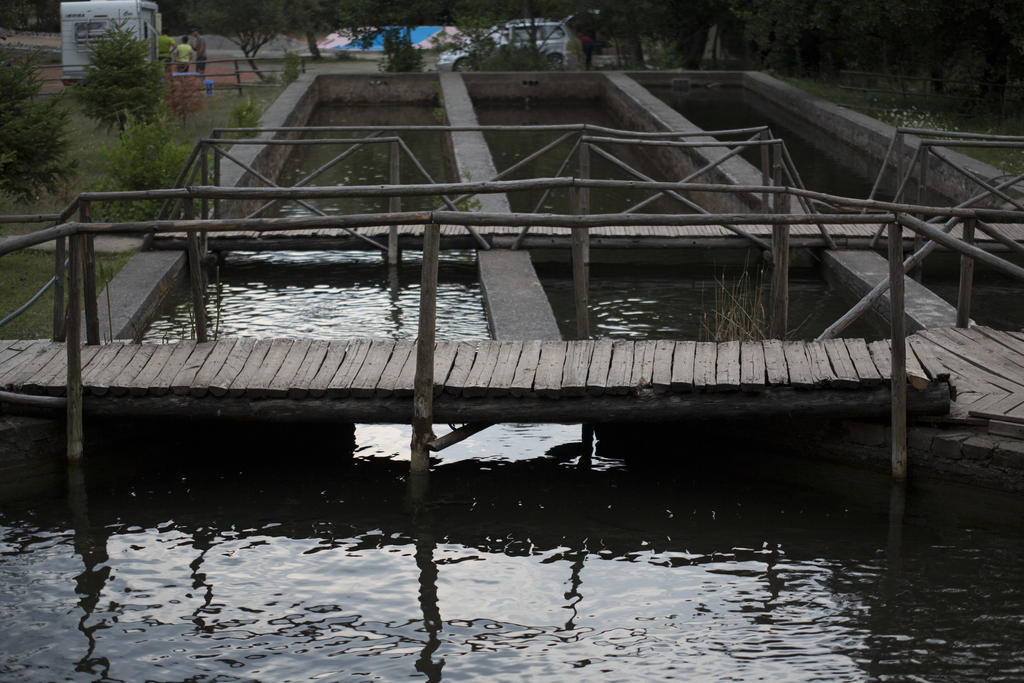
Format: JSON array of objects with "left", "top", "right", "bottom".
[
  {"left": 780, "top": 75, "right": 1024, "bottom": 175},
  {"left": 0, "top": 81, "right": 285, "bottom": 339},
  {"left": 0, "top": 250, "right": 134, "bottom": 339},
  {"left": 0, "top": 82, "right": 285, "bottom": 238}
]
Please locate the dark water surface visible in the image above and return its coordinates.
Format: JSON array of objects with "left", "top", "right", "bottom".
[
  {"left": 648, "top": 85, "right": 885, "bottom": 201},
  {"left": 474, "top": 101, "right": 681, "bottom": 214},
  {"left": 535, "top": 249, "right": 882, "bottom": 341},
  {"left": 86, "top": 93, "right": 1024, "bottom": 680},
  {"left": 273, "top": 103, "right": 451, "bottom": 217},
  {"left": 3, "top": 429, "right": 1024, "bottom": 681},
  {"left": 145, "top": 250, "right": 489, "bottom": 342}
]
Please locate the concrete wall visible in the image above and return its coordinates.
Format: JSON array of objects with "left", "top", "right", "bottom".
[
  {"left": 602, "top": 73, "right": 763, "bottom": 213},
  {"left": 317, "top": 73, "right": 441, "bottom": 104},
  {"left": 459, "top": 71, "right": 764, "bottom": 214},
  {"left": 631, "top": 70, "right": 1006, "bottom": 206},
  {"left": 221, "top": 72, "right": 322, "bottom": 216},
  {"left": 748, "top": 416, "right": 1024, "bottom": 494},
  {"left": 462, "top": 71, "right": 606, "bottom": 102}
]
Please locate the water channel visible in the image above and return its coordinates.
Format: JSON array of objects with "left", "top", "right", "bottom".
[
  {"left": 3, "top": 428, "right": 1023, "bottom": 680},
  {"left": 5, "top": 88, "right": 1023, "bottom": 680}
]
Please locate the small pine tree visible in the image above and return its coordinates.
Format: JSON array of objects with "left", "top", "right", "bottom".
[
  {"left": 0, "top": 51, "right": 76, "bottom": 202},
  {"left": 76, "top": 19, "right": 165, "bottom": 130}
]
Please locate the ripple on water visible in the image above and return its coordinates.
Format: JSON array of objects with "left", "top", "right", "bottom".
[
  {"left": 144, "top": 250, "right": 490, "bottom": 342},
  {"left": 2, "top": 449, "right": 1024, "bottom": 681}
]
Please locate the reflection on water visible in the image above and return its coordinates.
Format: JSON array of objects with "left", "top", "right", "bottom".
[
  {"left": 2, "top": 425, "right": 1023, "bottom": 681},
  {"left": 535, "top": 249, "right": 882, "bottom": 340},
  {"left": 145, "top": 250, "right": 489, "bottom": 342}
]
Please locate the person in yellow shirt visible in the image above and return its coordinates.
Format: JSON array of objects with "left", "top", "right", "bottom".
[
  {"left": 157, "top": 29, "right": 175, "bottom": 69},
  {"left": 174, "top": 35, "right": 194, "bottom": 72}
]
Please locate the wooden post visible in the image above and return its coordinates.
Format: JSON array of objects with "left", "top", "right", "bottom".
[
  {"left": 183, "top": 201, "right": 208, "bottom": 342},
  {"left": 212, "top": 133, "right": 222, "bottom": 220},
  {"left": 909, "top": 145, "right": 928, "bottom": 280},
  {"left": 894, "top": 132, "right": 905, "bottom": 202},
  {"left": 199, "top": 142, "right": 210, "bottom": 286},
  {"left": 770, "top": 145, "right": 788, "bottom": 338},
  {"left": 80, "top": 201, "right": 100, "bottom": 345},
  {"left": 888, "top": 218, "right": 907, "bottom": 481},
  {"left": 200, "top": 142, "right": 210, "bottom": 221},
  {"left": 53, "top": 237, "right": 66, "bottom": 342},
  {"left": 572, "top": 142, "right": 591, "bottom": 339},
  {"left": 388, "top": 140, "right": 401, "bottom": 266},
  {"left": 956, "top": 217, "right": 975, "bottom": 328},
  {"left": 759, "top": 129, "right": 771, "bottom": 212},
  {"left": 410, "top": 223, "right": 440, "bottom": 473},
  {"left": 67, "top": 233, "right": 84, "bottom": 462}
]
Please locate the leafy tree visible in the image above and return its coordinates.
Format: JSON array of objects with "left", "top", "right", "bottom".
[
  {"left": 198, "top": 0, "right": 287, "bottom": 73},
  {"left": 76, "top": 20, "right": 164, "bottom": 130},
  {"left": 0, "top": 0, "right": 60, "bottom": 31},
  {"left": 336, "top": 0, "right": 456, "bottom": 71},
  {"left": 283, "top": 0, "right": 337, "bottom": 60},
  {"left": 0, "top": 51, "right": 75, "bottom": 203}
]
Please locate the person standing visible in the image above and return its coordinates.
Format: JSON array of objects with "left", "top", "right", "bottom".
[
  {"left": 190, "top": 27, "right": 207, "bottom": 74},
  {"left": 175, "top": 35, "right": 194, "bottom": 72},
  {"left": 157, "top": 28, "right": 175, "bottom": 70},
  {"left": 579, "top": 33, "right": 595, "bottom": 70}
]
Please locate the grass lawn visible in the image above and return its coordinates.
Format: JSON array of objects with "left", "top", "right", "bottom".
[
  {"left": 780, "top": 75, "right": 1024, "bottom": 175},
  {"left": 1, "top": 80, "right": 285, "bottom": 339},
  {"left": 0, "top": 250, "right": 134, "bottom": 340}
]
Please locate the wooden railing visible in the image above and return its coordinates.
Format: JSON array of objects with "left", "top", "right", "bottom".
[
  {"left": 4, "top": 177, "right": 1024, "bottom": 479},
  {"left": 819, "top": 129, "right": 1024, "bottom": 340}
]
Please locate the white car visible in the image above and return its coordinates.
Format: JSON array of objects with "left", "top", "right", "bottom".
[{"left": 436, "top": 19, "right": 572, "bottom": 71}]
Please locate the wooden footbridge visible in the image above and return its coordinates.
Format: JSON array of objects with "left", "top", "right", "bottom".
[
  {"left": 0, "top": 336, "right": 952, "bottom": 423},
  {"left": 4, "top": 132, "right": 1024, "bottom": 478}
]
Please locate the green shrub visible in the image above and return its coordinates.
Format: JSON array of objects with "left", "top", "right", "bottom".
[
  {"left": 381, "top": 29, "right": 423, "bottom": 72},
  {"left": 93, "top": 115, "right": 190, "bottom": 222},
  {"left": 76, "top": 19, "right": 165, "bottom": 130},
  {"left": 478, "top": 45, "right": 554, "bottom": 72},
  {"left": 282, "top": 51, "right": 301, "bottom": 84},
  {"left": 228, "top": 97, "right": 262, "bottom": 136},
  {"left": 0, "top": 51, "right": 76, "bottom": 202}
]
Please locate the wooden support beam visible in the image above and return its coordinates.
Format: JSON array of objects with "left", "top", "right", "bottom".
[
  {"left": 572, "top": 143, "right": 591, "bottom": 340},
  {"left": 184, "top": 199, "right": 208, "bottom": 342},
  {"left": 410, "top": 223, "right": 440, "bottom": 472},
  {"left": 888, "top": 219, "right": 907, "bottom": 481},
  {"left": 52, "top": 237, "right": 66, "bottom": 342},
  {"left": 388, "top": 140, "right": 401, "bottom": 266},
  {"left": 67, "top": 233, "right": 84, "bottom": 462},
  {"left": 79, "top": 383, "right": 952, "bottom": 422},
  {"left": 760, "top": 129, "right": 771, "bottom": 213},
  {"left": 80, "top": 202, "right": 99, "bottom": 345},
  {"left": 956, "top": 218, "right": 975, "bottom": 328},
  {"left": 0, "top": 389, "right": 66, "bottom": 409},
  {"left": 770, "top": 147, "right": 788, "bottom": 338},
  {"left": 427, "top": 422, "right": 493, "bottom": 451}
]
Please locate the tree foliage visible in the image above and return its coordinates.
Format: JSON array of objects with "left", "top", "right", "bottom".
[
  {"left": 76, "top": 20, "right": 165, "bottom": 131},
  {"left": 198, "top": 0, "right": 287, "bottom": 59},
  {"left": 92, "top": 116, "right": 190, "bottom": 222},
  {"left": 0, "top": 51, "right": 75, "bottom": 203},
  {"left": 0, "top": 0, "right": 60, "bottom": 32}
]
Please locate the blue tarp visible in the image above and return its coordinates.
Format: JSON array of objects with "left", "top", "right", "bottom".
[{"left": 333, "top": 26, "right": 444, "bottom": 50}]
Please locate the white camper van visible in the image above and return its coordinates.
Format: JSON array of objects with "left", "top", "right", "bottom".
[{"left": 61, "top": 0, "right": 160, "bottom": 83}]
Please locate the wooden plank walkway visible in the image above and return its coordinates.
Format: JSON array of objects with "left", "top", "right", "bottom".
[
  {"left": 0, "top": 336, "right": 953, "bottom": 423},
  {"left": 152, "top": 222, "right": 1024, "bottom": 249}
]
